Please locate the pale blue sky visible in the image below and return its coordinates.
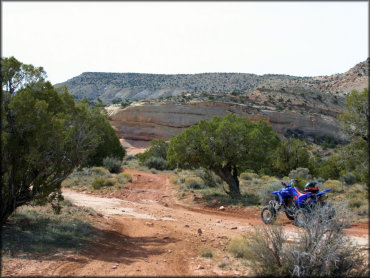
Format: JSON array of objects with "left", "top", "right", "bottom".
[{"left": 2, "top": 1, "right": 368, "bottom": 84}]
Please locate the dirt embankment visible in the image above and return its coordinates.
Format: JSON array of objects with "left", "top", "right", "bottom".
[{"left": 2, "top": 169, "right": 369, "bottom": 276}]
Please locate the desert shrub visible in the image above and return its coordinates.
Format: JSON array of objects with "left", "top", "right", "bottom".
[
  {"left": 322, "top": 179, "right": 343, "bottom": 193},
  {"left": 348, "top": 198, "right": 364, "bottom": 209},
  {"left": 240, "top": 172, "right": 250, "bottom": 180},
  {"left": 169, "top": 176, "right": 178, "bottom": 184},
  {"left": 258, "top": 182, "right": 283, "bottom": 205},
  {"left": 198, "top": 244, "right": 214, "bottom": 258},
  {"left": 72, "top": 168, "right": 92, "bottom": 177},
  {"left": 288, "top": 167, "right": 311, "bottom": 181},
  {"left": 103, "top": 156, "right": 122, "bottom": 173},
  {"left": 185, "top": 177, "right": 204, "bottom": 189},
  {"left": 125, "top": 155, "right": 137, "bottom": 161},
  {"left": 103, "top": 178, "right": 117, "bottom": 187},
  {"left": 2, "top": 205, "right": 97, "bottom": 255},
  {"left": 347, "top": 183, "right": 366, "bottom": 194},
  {"left": 227, "top": 234, "right": 250, "bottom": 258},
  {"left": 61, "top": 199, "right": 73, "bottom": 207},
  {"left": 231, "top": 204, "right": 368, "bottom": 277},
  {"left": 244, "top": 193, "right": 260, "bottom": 205},
  {"left": 341, "top": 172, "right": 357, "bottom": 185},
  {"left": 91, "top": 178, "right": 105, "bottom": 190},
  {"left": 91, "top": 166, "right": 110, "bottom": 176},
  {"left": 144, "top": 156, "right": 168, "bottom": 170},
  {"left": 179, "top": 177, "right": 186, "bottom": 184},
  {"left": 240, "top": 172, "right": 258, "bottom": 180},
  {"left": 275, "top": 138, "right": 310, "bottom": 176},
  {"left": 199, "top": 168, "right": 218, "bottom": 187},
  {"left": 201, "top": 252, "right": 213, "bottom": 258},
  {"left": 117, "top": 172, "right": 133, "bottom": 183},
  {"left": 137, "top": 138, "right": 169, "bottom": 167},
  {"left": 260, "top": 175, "right": 271, "bottom": 181}
]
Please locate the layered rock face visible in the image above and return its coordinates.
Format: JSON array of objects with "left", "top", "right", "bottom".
[{"left": 109, "top": 101, "right": 345, "bottom": 143}]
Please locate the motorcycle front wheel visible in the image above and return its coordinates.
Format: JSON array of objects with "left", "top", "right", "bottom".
[
  {"left": 285, "top": 210, "right": 295, "bottom": 220},
  {"left": 294, "top": 209, "right": 308, "bottom": 227},
  {"left": 261, "top": 205, "right": 277, "bottom": 224}
]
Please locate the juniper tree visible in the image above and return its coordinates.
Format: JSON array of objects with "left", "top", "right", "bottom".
[{"left": 167, "top": 114, "right": 280, "bottom": 198}]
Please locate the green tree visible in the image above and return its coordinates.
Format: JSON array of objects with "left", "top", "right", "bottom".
[
  {"left": 84, "top": 106, "right": 125, "bottom": 166},
  {"left": 0, "top": 57, "right": 122, "bottom": 224},
  {"left": 167, "top": 114, "right": 280, "bottom": 198},
  {"left": 317, "top": 153, "right": 343, "bottom": 180},
  {"left": 137, "top": 138, "right": 171, "bottom": 170},
  {"left": 338, "top": 88, "right": 368, "bottom": 142},
  {"left": 337, "top": 88, "right": 369, "bottom": 184},
  {"left": 274, "top": 138, "right": 310, "bottom": 176},
  {"left": 137, "top": 138, "right": 169, "bottom": 163}
]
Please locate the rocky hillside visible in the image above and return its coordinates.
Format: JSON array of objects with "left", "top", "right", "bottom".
[
  {"left": 55, "top": 59, "right": 368, "bottom": 146},
  {"left": 55, "top": 59, "right": 368, "bottom": 103}
]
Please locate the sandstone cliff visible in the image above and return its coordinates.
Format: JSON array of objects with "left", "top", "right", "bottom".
[{"left": 109, "top": 101, "right": 345, "bottom": 145}]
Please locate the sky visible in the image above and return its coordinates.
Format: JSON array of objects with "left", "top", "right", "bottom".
[{"left": 2, "top": 1, "right": 368, "bottom": 84}]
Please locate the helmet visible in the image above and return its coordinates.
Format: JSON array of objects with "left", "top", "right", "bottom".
[{"left": 305, "top": 182, "right": 317, "bottom": 189}]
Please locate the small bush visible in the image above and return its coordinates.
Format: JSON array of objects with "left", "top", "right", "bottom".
[
  {"left": 232, "top": 204, "right": 368, "bottom": 277},
  {"left": 198, "top": 244, "right": 214, "bottom": 258},
  {"left": 289, "top": 167, "right": 311, "bottom": 180},
  {"left": 91, "top": 166, "right": 110, "bottom": 176},
  {"left": 103, "top": 156, "right": 122, "bottom": 173},
  {"left": 341, "top": 172, "right": 357, "bottom": 185},
  {"left": 61, "top": 199, "right": 73, "bottom": 207},
  {"left": 348, "top": 198, "right": 363, "bottom": 209},
  {"left": 347, "top": 183, "right": 366, "bottom": 194},
  {"left": 185, "top": 177, "right": 204, "bottom": 189},
  {"left": 91, "top": 178, "right": 105, "bottom": 190},
  {"left": 322, "top": 179, "right": 343, "bottom": 193},
  {"left": 144, "top": 156, "right": 167, "bottom": 170},
  {"left": 170, "top": 176, "right": 178, "bottom": 184},
  {"left": 3, "top": 206, "right": 96, "bottom": 255},
  {"left": 227, "top": 235, "right": 250, "bottom": 258},
  {"left": 201, "top": 252, "right": 213, "bottom": 258},
  {"left": 258, "top": 182, "right": 282, "bottom": 205},
  {"left": 125, "top": 155, "right": 137, "bottom": 161},
  {"left": 199, "top": 168, "right": 217, "bottom": 187},
  {"left": 260, "top": 175, "right": 271, "bottom": 181},
  {"left": 117, "top": 172, "right": 133, "bottom": 184},
  {"left": 179, "top": 177, "right": 186, "bottom": 184},
  {"left": 240, "top": 172, "right": 258, "bottom": 180},
  {"left": 103, "top": 178, "right": 117, "bottom": 187}
]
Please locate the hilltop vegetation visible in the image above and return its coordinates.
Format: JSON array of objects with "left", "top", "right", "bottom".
[{"left": 55, "top": 59, "right": 369, "bottom": 104}]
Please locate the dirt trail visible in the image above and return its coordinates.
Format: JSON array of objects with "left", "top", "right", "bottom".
[{"left": 3, "top": 169, "right": 369, "bottom": 276}]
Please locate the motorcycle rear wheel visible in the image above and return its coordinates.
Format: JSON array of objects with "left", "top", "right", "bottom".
[{"left": 261, "top": 205, "right": 277, "bottom": 224}]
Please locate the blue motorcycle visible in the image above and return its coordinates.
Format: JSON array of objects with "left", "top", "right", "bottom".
[{"left": 261, "top": 180, "right": 332, "bottom": 225}]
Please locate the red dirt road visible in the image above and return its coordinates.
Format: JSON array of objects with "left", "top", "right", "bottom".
[{"left": 2, "top": 169, "right": 369, "bottom": 276}]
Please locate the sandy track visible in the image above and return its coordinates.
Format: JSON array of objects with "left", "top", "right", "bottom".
[{"left": 3, "top": 169, "right": 369, "bottom": 276}]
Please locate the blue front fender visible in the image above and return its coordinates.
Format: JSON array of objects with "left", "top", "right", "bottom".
[{"left": 296, "top": 192, "right": 312, "bottom": 208}]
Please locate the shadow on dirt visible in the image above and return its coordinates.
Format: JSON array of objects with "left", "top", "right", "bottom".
[
  {"left": 199, "top": 192, "right": 260, "bottom": 207},
  {"left": 79, "top": 229, "right": 178, "bottom": 265},
  {"left": 2, "top": 216, "right": 178, "bottom": 265}
]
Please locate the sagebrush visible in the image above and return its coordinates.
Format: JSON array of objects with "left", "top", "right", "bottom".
[{"left": 229, "top": 203, "right": 368, "bottom": 277}]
